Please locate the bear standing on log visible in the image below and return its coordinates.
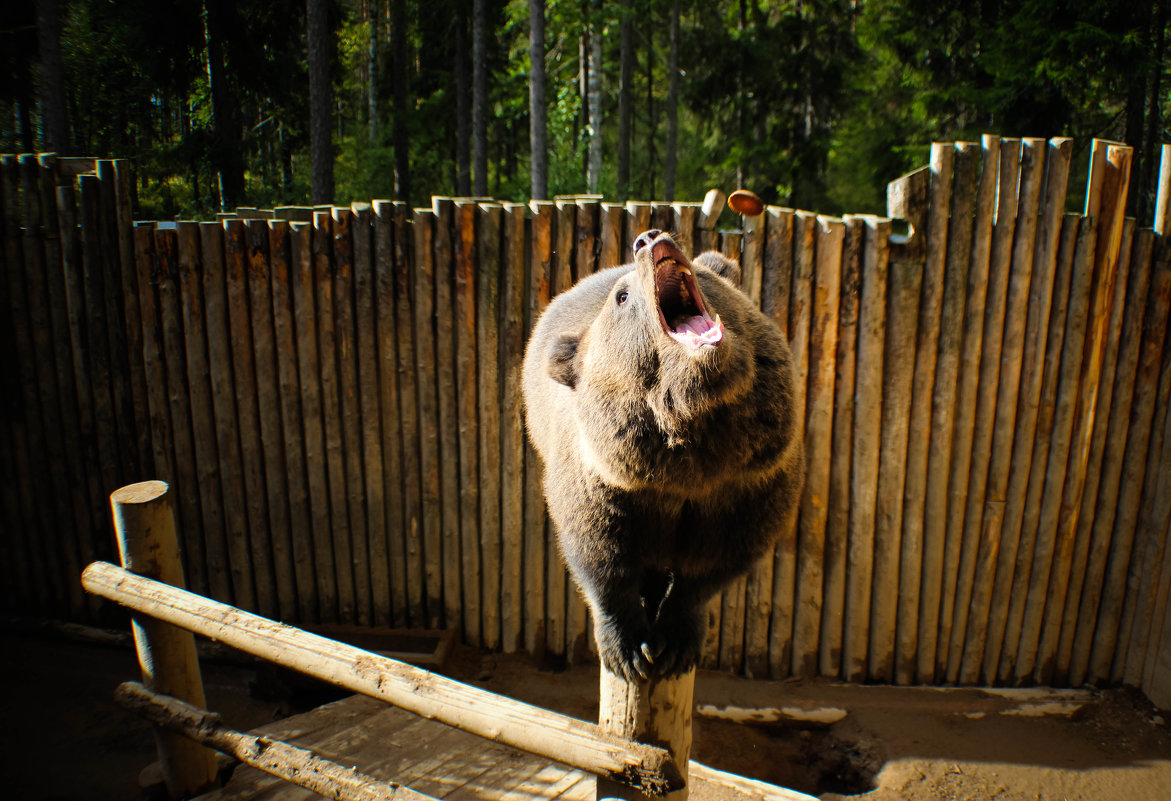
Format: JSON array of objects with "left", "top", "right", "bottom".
[{"left": 523, "top": 229, "right": 804, "bottom": 682}]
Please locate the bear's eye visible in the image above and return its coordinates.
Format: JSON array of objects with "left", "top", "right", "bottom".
[{"left": 616, "top": 289, "right": 629, "bottom": 306}]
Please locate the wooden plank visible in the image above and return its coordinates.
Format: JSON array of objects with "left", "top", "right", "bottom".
[
  {"left": 993, "top": 215, "right": 1082, "bottom": 683},
  {"left": 978, "top": 138, "right": 1074, "bottom": 684},
  {"left": 1087, "top": 246, "right": 1171, "bottom": 683},
  {"left": 554, "top": 200, "right": 576, "bottom": 293},
  {"left": 917, "top": 142, "right": 980, "bottom": 682},
  {"left": 598, "top": 203, "right": 624, "bottom": 270},
  {"left": 269, "top": 219, "right": 318, "bottom": 622},
  {"left": 625, "top": 201, "right": 652, "bottom": 254},
  {"left": 1008, "top": 211, "right": 1100, "bottom": 683},
  {"left": 478, "top": 203, "right": 504, "bottom": 651},
  {"left": 673, "top": 203, "right": 698, "bottom": 260},
  {"left": 351, "top": 205, "right": 390, "bottom": 625},
  {"left": 82, "top": 562, "right": 684, "bottom": 797},
  {"left": 152, "top": 226, "right": 208, "bottom": 608},
  {"left": 500, "top": 204, "right": 527, "bottom": 652},
  {"left": 741, "top": 209, "right": 765, "bottom": 306},
  {"left": 574, "top": 199, "right": 598, "bottom": 278},
  {"left": 819, "top": 216, "right": 863, "bottom": 677},
  {"left": 2, "top": 155, "right": 55, "bottom": 612},
  {"left": 695, "top": 191, "right": 722, "bottom": 252},
  {"left": 40, "top": 159, "right": 97, "bottom": 611},
  {"left": 331, "top": 208, "right": 372, "bottom": 626},
  {"left": 1066, "top": 226, "right": 1151, "bottom": 685},
  {"left": 287, "top": 220, "right": 335, "bottom": 621},
  {"left": 1026, "top": 142, "right": 1131, "bottom": 684},
  {"left": 313, "top": 211, "right": 356, "bottom": 623},
  {"left": 413, "top": 208, "right": 441, "bottom": 629},
  {"left": 431, "top": 199, "right": 461, "bottom": 633},
  {"left": 455, "top": 201, "right": 482, "bottom": 646},
  {"left": 895, "top": 143, "right": 953, "bottom": 685},
  {"left": 869, "top": 222, "right": 924, "bottom": 683},
  {"left": 761, "top": 207, "right": 794, "bottom": 331},
  {"left": 844, "top": 216, "right": 890, "bottom": 681},
  {"left": 547, "top": 202, "right": 573, "bottom": 656},
  {"left": 766, "top": 211, "right": 815, "bottom": 678},
  {"left": 392, "top": 207, "right": 422, "bottom": 628},
  {"left": 791, "top": 216, "right": 843, "bottom": 677},
  {"left": 373, "top": 202, "right": 408, "bottom": 628},
  {"left": 952, "top": 138, "right": 1041, "bottom": 684},
  {"left": 935, "top": 135, "right": 1000, "bottom": 677},
  {"left": 219, "top": 221, "right": 274, "bottom": 615},
  {"left": 525, "top": 201, "right": 554, "bottom": 657},
  {"left": 174, "top": 222, "right": 231, "bottom": 604}
]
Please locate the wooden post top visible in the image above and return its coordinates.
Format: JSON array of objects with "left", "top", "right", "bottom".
[{"left": 110, "top": 480, "right": 169, "bottom": 506}]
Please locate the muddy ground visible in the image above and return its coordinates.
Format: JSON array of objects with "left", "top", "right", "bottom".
[{"left": 4, "top": 626, "right": 1169, "bottom": 801}]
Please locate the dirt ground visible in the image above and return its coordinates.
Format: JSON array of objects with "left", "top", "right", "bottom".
[{"left": 4, "top": 625, "right": 1170, "bottom": 801}]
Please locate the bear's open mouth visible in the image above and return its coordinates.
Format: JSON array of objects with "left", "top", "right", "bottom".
[{"left": 652, "top": 241, "right": 723, "bottom": 349}]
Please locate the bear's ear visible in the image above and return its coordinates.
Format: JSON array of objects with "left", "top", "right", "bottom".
[
  {"left": 548, "top": 331, "right": 581, "bottom": 389},
  {"left": 693, "top": 251, "right": 742, "bottom": 288}
]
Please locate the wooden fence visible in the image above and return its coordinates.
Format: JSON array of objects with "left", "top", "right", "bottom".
[{"left": 2, "top": 139, "right": 1171, "bottom": 703}]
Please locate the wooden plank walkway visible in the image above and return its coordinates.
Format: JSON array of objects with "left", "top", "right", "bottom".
[{"left": 194, "top": 693, "right": 804, "bottom": 801}]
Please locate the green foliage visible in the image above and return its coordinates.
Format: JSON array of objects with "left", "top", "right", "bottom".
[{"left": 3, "top": 0, "right": 1168, "bottom": 219}]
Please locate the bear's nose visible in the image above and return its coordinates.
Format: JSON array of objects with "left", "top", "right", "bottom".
[{"left": 632, "top": 229, "right": 663, "bottom": 255}]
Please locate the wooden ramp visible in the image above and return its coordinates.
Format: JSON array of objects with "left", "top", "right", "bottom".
[{"left": 194, "top": 694, "right": 808, "bottom": 801}]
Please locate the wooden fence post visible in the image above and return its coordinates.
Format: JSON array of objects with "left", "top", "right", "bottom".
[
  {"left": 110, "top": 480, "right": 218, "bottom": 798},
  {"left": 596, "top": 668, "right": 694, "bottom": 801}
]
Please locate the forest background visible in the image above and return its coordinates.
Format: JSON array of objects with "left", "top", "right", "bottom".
[{"left": 2, "top": 0, "right": 1166, "bottom": 224}]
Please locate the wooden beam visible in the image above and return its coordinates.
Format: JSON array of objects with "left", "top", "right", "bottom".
[
  {"left": 115, "top": 682, "right": 436, "bottom": 801},
  {"left": 81, "top": 560, "right": 683, "bottom": 797}
]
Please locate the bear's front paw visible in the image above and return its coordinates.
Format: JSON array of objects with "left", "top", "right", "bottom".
[
  {"left": 595, "top": 619, "right": 658, "bottom": 682},
  {"left": 647, "top": 612, "right": 704, "bottom": 677}
]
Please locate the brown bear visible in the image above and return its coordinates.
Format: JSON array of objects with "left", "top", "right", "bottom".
[{"left": 523, "top": 229, "right": 803, "bottom": 681}]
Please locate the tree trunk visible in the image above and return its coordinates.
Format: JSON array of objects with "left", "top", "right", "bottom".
[
  {"left": 473, "top": 0, "right": 489, "bottom": 196},
  {"left": 35, "top": 0, "right": 69, "bottom": 153},
  {"left": 529, "top": 0, "right": 548, "bottom": 200},
  {"left": 456, "top": 13, "right": 472, "bottom": 195},
  {"left": 391, "top": 0, "right": 411, "bottom": 204},
  {"left": 207, "top": 0, "right": 246, "bottom": 209},
  {"left": 663, "top": 0, "right": 680, "bottom": 202},
  {"left": 1138, "top": 0, "right": 1167, "bottom": 222},
  {"left": 617, "top": 0, "right": 633, "bottom": 200},
  {"left": 307, "top": 0, "right": 335, "bottom": 205},
  {"left": 586, "top": 0, "right": 603, "bottom": 194},
  {"left": 367, "top": 0, "right": 379, "bottom": 143}
]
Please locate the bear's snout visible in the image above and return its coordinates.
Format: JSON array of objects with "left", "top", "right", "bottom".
[{"left": 632, "top": 229, "right": 663, "bottom": 255}]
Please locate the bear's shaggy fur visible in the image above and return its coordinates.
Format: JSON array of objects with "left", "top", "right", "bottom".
[{"left": 522, "top": 230, "right": 804, "bottom": 680}]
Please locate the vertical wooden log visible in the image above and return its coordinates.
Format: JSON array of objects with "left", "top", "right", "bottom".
[
  {"left": 820, "top": 216, "right": 863, "bottom": 677},
  {"left": 525, "top": 201, "right": 554, "bottom": 656},
  {"left": 413, "top": 208, "right": 442, "bottom": 629},
  {"left": 373, "top": 202, "right": 407, "bottom": 627},
  {"left": 478, "top": 203, "right": 504, "bottom": 651},
  {"left": 792, "top": 216, "right": 843, "bottom": 677},
  {"left": 455, "top": 201, "right": 482, "bottom": 645},
  {"left": 917, "top": 142, "right": 980, "bottom": 682},
  {"left": 598, "top": 203, "right": 625, "bottom": 270},
  {"left": 331, "top": 209, "right": 372, "bottom": 625},
  {"left": 174, "top": 222, "right": 231, "bottom": 605},
  {"left": 152, "top": 226, "right": 208, "bottom": 605},
  {"left": 575, "top": 199, "right": 599, "bottom": 278},
  {"left": 276, "top": 221, "right": 321, "bottom": 621},
  {"left": 952, "top": 138, "right": 1042, "bottom": 683},
  {"left": 740, "top": 210, "right": 765, "bottom": 307},
  {"left": 1088, "top": 244, "right": 1171, "bottom": 683},
  {"left": 350, "top": 205, "right": 389, "bottom": 626},
  {"left": 979, "top": 139, "right": 1074, "bottom": 684},
  {"left": 500, "top": 203, "right": 528, "bottom": 651},
  {"left": 844, "top": 216, "right": 890, "bottom": 681},
  {"left": 1025, "top": 142, "right": 1130, "bottom": 684},
  {"left": 627, "top": 202, "right": 653, "bottom": 253},
  {"left": 1067, "top": 227, "right": 1152, "bottom": 685},
  {"left": 431, "top": 199, "right": 462, "bottom": 632},
  {"left": 596, "top": 669, "right": 694, "bottom": 801},
  {"left": 935, "top": 135, "right": 1000, "bottom": 677},
  {"left": 673, "top": 204, "right": 698, "bottom": 260},
  {"left": 761, "top": 207, "right": 794, "bottom": 326},
  {"left": 555, "top": 200, "right": 577, "bottom": 292},
  {"left": 286, "top": 222, "right": 335, "bottom": 620},
  {"left": 395, "top": 208, "right": 424, "bottom": 628},
  {"left": 766, "top": 211, "right": 815, "bottom": 678},
  {"left": 696, "top": 190, "right": 724, "bottom": 253},
  {"left": 112, "top": 481, "right": 218, "bottom": 797},
  {"left": 895, "top": 143, "right": 953, "bottom": 685},
  {"left": 312, "top": 211, "right": 356, "bottom": 622}
]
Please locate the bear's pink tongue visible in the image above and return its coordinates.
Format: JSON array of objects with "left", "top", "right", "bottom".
[{"left": 669, "top": 314, "right": 724, "bottom": 348}]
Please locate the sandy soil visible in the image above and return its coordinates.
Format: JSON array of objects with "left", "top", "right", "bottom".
[{"left": 4, "top": 627, "right": 1169, "bottom": 801}]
